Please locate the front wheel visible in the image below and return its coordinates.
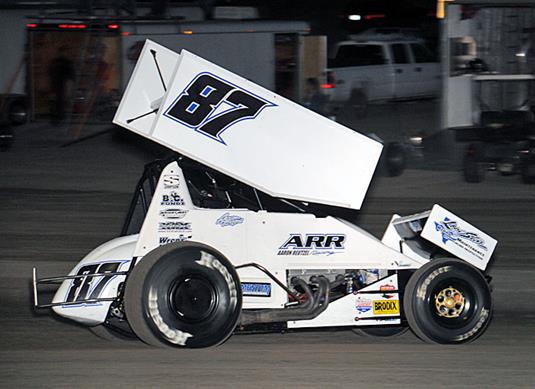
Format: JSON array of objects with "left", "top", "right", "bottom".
[
  {"left": 124, "top": 242, "right": 242, "bottom": 348},
  {"left": 404, "top": 258, "right": 492, "bottom": 344}
]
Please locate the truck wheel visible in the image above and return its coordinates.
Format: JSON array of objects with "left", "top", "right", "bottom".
[
  {"left": 404, "top": 258, "right": 492, "bottom": 344},
  {"left": 463, "top": 143, "right": 486, "bottom": 183},
  {"left": 352, "top": 326, "right": 408, "bottom": 337},
  {"left": 348, "top": 89, "right": 367, "bottom": 118},
  {"left": 124, "top": 242, "right": 242, "bottom": 348}
]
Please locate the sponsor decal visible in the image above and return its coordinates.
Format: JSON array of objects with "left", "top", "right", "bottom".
[
  {"left": 160, "top": 208, "right": 188, "bottom": 219},
  {"left": 164, "top": 73, "right": 276, "bottom": 145},
  {"left": 379, "top": 283, "right": 396, "bottom": 299},
  {"left": 379, "top": 284, "right": 396, "bottom": 291},
  {"left": 162, "top": 175, "right": 180, "bottom": 188},
  {"left": 161, "top": 192, "right": 185, "bottom": 206},
  {"left": 277, "top": 234, "right": 346, "bottom": 256},
  {"left": 373, "top": 300, "right": 400, "bottom": 315},
  {"left": 159, "top": 221, "right": 192, "bottom": 232},
  {"left": 434, "top": 217, "right": 487, "bottom": 260},
  {"left": 356, "top": 298, "right": 372, "bottom": 313},
  {"left": 159, "top": 235, "right": 192, "bottom": 245},
  {"left": 216, "top": 212, "right": 244, "bottom": 227},
  {"left": 241, "top": 282, "right": 271, "bottom": 297}
]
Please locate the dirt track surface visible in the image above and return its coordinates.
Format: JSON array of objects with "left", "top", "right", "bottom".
[{"left": 1, "top": 122, "right": 535, "bottom": 388}]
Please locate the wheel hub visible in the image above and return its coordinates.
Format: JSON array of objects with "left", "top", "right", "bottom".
[
  {"left": 434, "top": 286, "right": 465, "bottom": 318},
  {"left": 170, "top": 276, "right": 217, "bottom": 322}
]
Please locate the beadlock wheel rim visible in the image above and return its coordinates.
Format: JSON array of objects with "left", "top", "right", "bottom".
[{"left": 434, "top": 286, "right": 465, "bottom": 318}]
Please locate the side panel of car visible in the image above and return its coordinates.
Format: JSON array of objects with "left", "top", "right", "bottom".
[
  {"left": 130, "top": 163, "right": 424, "bottom": 312},
  {"left": 49, "top": 161, "right": 427, "bottom": 326}
]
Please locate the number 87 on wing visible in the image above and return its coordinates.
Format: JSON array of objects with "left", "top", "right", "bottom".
[{"left": 164, "top": 72, "right": 275, "bottom": 145}]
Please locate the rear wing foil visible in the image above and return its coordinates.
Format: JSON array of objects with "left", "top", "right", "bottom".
[
  {"left": 384, "top": 204, "right": 497, "bottom": 270},
  {"left": 114, "top": 40, "right": 382, "bottom": 210}
]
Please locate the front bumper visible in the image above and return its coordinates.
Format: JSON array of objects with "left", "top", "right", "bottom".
[{"left": 32, "top": 267, "right": 128, "bottom": 309}]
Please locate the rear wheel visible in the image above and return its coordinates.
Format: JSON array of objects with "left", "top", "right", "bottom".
[
  {"left": 124, "top": 242, "right": 242, "bottom": 348},
  {"left": 404, "top": 258, "right": 492, "bottom": 344}
]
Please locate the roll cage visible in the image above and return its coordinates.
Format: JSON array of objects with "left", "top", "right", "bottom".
[{"left": 120, "top": 156, "right": 355, "bottom": 237}]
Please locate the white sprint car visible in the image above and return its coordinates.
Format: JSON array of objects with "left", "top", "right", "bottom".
[{"left": 33, "top": 40, "right": 497, "bottom": 347}]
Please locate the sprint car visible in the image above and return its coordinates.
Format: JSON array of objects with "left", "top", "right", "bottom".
[{"left": 33, "top": 41, "right": 497, "bottom": 347}]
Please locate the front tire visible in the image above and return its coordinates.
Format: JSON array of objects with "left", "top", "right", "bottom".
[
  {"left": 124, "top": 242, "right": 242, "bottom": 348},
  {"left": 404, "top": 258, "right": 492, "bottom": 344}
]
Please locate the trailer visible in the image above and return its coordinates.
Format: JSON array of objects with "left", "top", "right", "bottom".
[
  {"left": 441, "top": 0, "right": 535, "bottom": 183},
  {"left": 25, "top": 18, "right": 326, "bottom": 123}
]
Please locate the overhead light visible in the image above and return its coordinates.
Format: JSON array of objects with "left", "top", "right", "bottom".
[{"left": 348, "top": 15, "right": 361, "bottom": 21}]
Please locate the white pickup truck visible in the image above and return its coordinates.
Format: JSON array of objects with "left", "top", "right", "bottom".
[{"left": 324, "top": 38, "right": 440, "bottom": 116}]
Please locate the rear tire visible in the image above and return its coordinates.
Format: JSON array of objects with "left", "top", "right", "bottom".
[
  {"left": 124, "top": 242, "right": 242, "bottom": 348},
  {"left": 404, "top": 258, "right": 492, "bottom": 344}
]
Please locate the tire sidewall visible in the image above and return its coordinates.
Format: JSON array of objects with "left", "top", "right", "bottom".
[{"left": 405, "top": 258, "right": 492, "bottom": 344}]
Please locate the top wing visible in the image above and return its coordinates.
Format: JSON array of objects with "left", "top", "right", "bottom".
[{"left": 114, "top": 40, "right": 382, "bottom": 210}]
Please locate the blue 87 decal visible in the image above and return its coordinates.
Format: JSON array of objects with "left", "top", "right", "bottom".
[{"left": 164, "top": 73, "right": 275, "bottom": 144}]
